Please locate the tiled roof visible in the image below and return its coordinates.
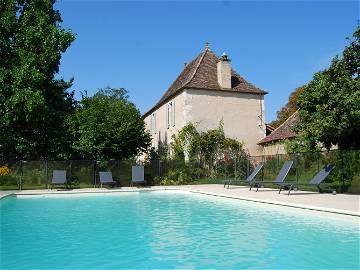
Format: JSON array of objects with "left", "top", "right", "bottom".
[
  {"left": 266, "top": 124, "right": 276, "bottom": 136},
  {"left": 258, "top": 111, "right": 300, "bottom": 145},
  {"left": 143, "top": 47, "right": 267, "bottom": 117}
]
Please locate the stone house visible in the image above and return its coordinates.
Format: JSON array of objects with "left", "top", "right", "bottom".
[
  {"left": 257, "top": 111, "right": 300, "bottom": 155},
  {"left": 143, "top": 44, "right": 267, "bottom": 157}
]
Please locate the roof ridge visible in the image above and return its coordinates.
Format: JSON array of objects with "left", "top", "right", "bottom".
[{"left": 183, "top": 48, "right": 209, "bottom": 87}]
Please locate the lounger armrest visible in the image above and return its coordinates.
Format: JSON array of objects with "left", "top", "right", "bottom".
[
  {"left": 276, "top": 182, "right": 297, "bottom": 186},
  {"left": 224, "top": 180, "right": 244, "bottom": 183},
  {"left": 254, "top": 180, "right": 276, "bottom": 184}
]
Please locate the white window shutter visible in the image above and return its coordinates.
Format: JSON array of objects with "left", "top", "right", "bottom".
[
  {"left": 166, "top": 104, "right": 169, "bottom": 128},
  {"left": 172, "top": 100, "right": 175, "bottom": 127},
  {"left": 154, "top": 112, "right": 156, "bottom": 133},
  {"left": 150, "top": 114, "right": 153, "bottom": 133}
]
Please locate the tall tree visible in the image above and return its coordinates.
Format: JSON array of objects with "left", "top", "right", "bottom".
[
  {"left": 0, "top": 0, "right": 76, "bottom": 160},
  {"left": 297, "top": 27, "right": 360, "bottom": 150},
  {"left": 66, "top": 87, "right": 151, "bottom": 160},
  {"left": 270, "top": 86, "right": 306, "bottom": 128}
]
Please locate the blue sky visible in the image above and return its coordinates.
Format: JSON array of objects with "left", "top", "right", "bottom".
[{"left": 56, "top": 0, "right": 359, "bottom": 122}]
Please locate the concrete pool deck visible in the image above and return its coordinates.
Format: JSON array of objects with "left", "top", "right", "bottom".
[{"left": 1, "top": 184, "right": 359, "bottom": 219}]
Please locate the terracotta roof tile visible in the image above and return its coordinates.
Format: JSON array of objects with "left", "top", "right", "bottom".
[
  {"left": 144, "top": 48, "right": 267, "bottom": 117},
  {"left": 258, "top": 111, "right": 300, "bottom": 144}
]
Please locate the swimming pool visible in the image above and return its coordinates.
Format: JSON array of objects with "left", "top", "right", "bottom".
[{"left": 1, "top": 191, "right": 359, "bottom": 269}]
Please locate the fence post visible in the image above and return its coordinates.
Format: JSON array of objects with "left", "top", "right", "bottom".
[
  {"left": 317, "top": 153, "right": 319, "bottom": 172},
  {"left": 158, "top": 160, "right": 161, "bottom": 178},
  {"left": 45, "top": 160, "right": 48, "bottom": 189},
  {"left": 262, "top": 155, "right": 265, "bottom": 182},
  {"left": 295, "top": 153, "right": 299, "bottom": 183},
  {"left": 93, "top": 160, "right": 96, "bottom": 188},
  {"left": 341, "top": 151, "right": 345, "bottom": 193},
  {"left": 225, "top": 157, "right": 227, "bottom": 180},
  {"left": 234, "top": 156, "right": 237, "bottom": 180},
  {"left": 69, "top": 160, "right": 72, "bottom": 180},
  {"left": 19, "top": 160, "right": 23, "bottom": 191},
  {"left": 246, "top": 157, "right": 250, "bottom": 178},
  {"left": 117, "top": 160, "right": 121, "bottom": 186}
]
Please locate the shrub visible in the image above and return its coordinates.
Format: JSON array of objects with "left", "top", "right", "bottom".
[
  {"left": 159, "top": 164, "right": 203, "bottom": 185},
  {"left": 0, "top": 174, "right": 18, "bottom": 186},
  {"left": 0, "top": 166, "right": 10, "bottom": 176}
]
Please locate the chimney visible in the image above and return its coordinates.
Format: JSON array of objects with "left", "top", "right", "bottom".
[{"left": 217, "top": 52, "right": 232, "bottom": 89}]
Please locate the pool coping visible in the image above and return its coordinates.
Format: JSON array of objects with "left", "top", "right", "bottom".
[
  {"left": 187, "top": 189, "right": 360, "bottom": 217},
  {"left": 1, "top": 186, "right": 359, "bottom": 218}
]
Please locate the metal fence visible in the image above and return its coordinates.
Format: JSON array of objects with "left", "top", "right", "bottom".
[
  {"left": 148, "top": 149, "right": 360, "bottom": 194},
  {"left": 245, "top": 150, "right": 360, "bottom": 193},
  {"left": 0, "top": 160, "right": 134, "bottom": 190},
  {"left": 1, "top": 150, "right": 359, "bottom": 193}
]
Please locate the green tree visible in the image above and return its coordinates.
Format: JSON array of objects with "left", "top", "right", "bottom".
[
  {"left": 160, "top": 122, "right": 246, "bottom": 184},
  {"left": 66, "top": 87, "right": 151, "bottom": 160},
  {"left": 270, "top": 86, "right": 306, "bottom": 128},
  {"left": 171, "top": 122, "right": 200, "bottom": 161},
  {"left": 283, "top": 136, "right": 320, "bottom": 153},
  {"left": 297, "top": 27, "right": 360, "bottom": 150},
  {"left": 171, "top": 122, "right": 244, "bottom": 169},
  {"left": 0, "top": 0, "right": 76, "bottom": 160},
  {"left": 197, "top": 123, "right": 226, "bottom": 169}
]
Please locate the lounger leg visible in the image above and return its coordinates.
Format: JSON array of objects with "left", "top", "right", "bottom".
[
  {"left": 249, "top": 184, "right": 253, "bottom": 191},
  {"left": 279, "top": 186, "right": 283, "bottom": 194},
  {"left": 288, "top": 185, "right": 293, "bottom": 196}
]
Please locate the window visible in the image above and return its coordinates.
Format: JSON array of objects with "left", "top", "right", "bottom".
[
  {"left": 151, "top": 113, "right": 156, "bottom": 134},
  {"left": 166, "top": 103, "right": 170, "bottom": 129},
  {"left": 166, "top": 100, "right": 176, "bottom": 128},
  {"left": 171, "top": 100, "right": 175, "bottom": 127}
]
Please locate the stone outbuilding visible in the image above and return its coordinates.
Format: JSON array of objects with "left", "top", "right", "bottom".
[{"left": 257, "top": 111, "right": 300, "bottom": 155}]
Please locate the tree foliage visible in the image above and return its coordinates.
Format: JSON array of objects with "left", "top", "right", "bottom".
[
  {"left": 283, "top": 136, "right": 320, "bottom": 154},
  {"left": 66, "top": 87, "right": 151, "bottom": 160},
  {"left": 297, "top": 27, "right": 360, "bottom": 150},
  {"left": 171, "top": 122, "right": 245, "bottom": 169},
  {"left": 0, "top": 0, "right": 76, "bottom": 160},
  {"left": 171, "top": 122, "right": 200, "bottom": 161},
  {"left": 153, "top": 122, "right": 246, "bottom": 185},
  {"left": 270, "top": 86, "right": 306, "bottom": 128}
]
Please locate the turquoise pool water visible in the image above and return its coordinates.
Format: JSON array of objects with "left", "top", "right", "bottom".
[{"left": 1, "top": 191, "right": 359, "bottom": 269}]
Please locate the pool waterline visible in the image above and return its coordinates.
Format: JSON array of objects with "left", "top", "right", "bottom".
[{"left": 2, "top": 186, "right": 359, "bottom": 220}]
